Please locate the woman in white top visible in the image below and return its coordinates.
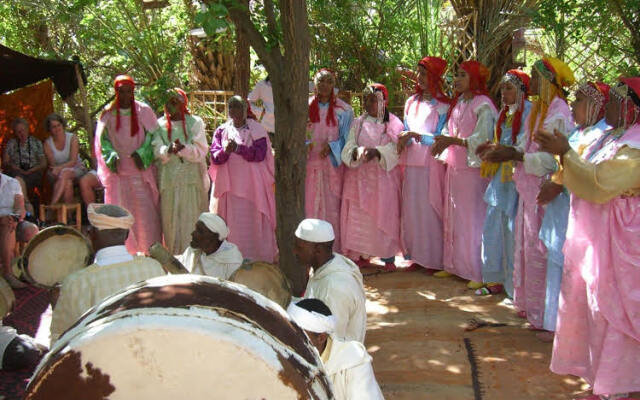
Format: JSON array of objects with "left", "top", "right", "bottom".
[{"left": 43, "top": 113, "right": 87, "bottom": 204}]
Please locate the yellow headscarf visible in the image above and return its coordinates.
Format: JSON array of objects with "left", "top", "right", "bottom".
[{"left": 528, "top": 57, "right": 575, "bottom": 136}]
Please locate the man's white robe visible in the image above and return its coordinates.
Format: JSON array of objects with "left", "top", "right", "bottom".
[
  {"left": 305, "top": 253, "right": 366, "bottom": 342},
  {"left": 178, "top": 240, "right": 243, "bottom": 280},
  {"left": 322, "top": 336, "right": 384, "bottom": 400}
]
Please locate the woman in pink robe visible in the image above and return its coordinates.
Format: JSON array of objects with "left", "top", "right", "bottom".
[
  {"left": 209, "top": 95, "right": 277, "bottom": 263},
  {"left": 306, "top": 69, "right": 353, "bottom": 252},
  {"left": 431, "top": 61, "right": 496, "bottom": 287},
  {"left": 511, "top": 58, "right": 574, "bottom": 329},
  {"left": 340, "top": 83, "right": 403, "bottom": 271},
  {"left": 397, "top": 56, "right": 449, "bottom": 272},
  {"left": 95, "top": 75, "right": 162, "bottom": 254},
  {"left": 537, "top": 77, "right": 640, "bottom": 400}
]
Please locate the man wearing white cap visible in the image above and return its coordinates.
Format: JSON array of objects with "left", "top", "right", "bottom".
[
  {"left": 288, "top": 299, "right": 383, "bottom": 400},
  {"left": 50, "top": 203, "right": 164, "bottom": 343},
  {"left": 177, "top": 212, "right": 243, "bottom": 279},
  {"left": 294, "top": 218, "right": 366, "bottom": 342}
]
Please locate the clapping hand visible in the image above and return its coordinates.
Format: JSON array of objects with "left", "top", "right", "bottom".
[
  {"left": 431, "top": 135, "right": 455, "bottom": 157},
  {"left": 132, "top": 152, "right": 144, "bottom": 170},
  {"left": 537, "top": 180, "right": 564, "bottom": 205},
  {"left": 319, "top": 142, "right": 331, "bottom": 159},
  {"left": 534, "top": 129, "right": 570, "bottom": 156},
  {"left": 169, "top": 139, "right": 185, "bottom": 154},
  {"left": 225, "top": 140, "right": 238, "bottom": 154},
  {"left": 363, "top": 147, "right": 380, "bottom": 162},
  {"left": 481, "top": 144, "right": 516, "bottom": 163}
]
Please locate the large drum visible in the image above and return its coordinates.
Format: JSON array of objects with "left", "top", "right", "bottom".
[
  {"left": 0, "top": 276, "right": 15, "bottom": 318},
  {"left": 25, "top": 274, "right": 333, "bottom": 400},
  {"left": 229, "top": 261, "right": 292, "bottom": 309},
  {"left": 17, "top": 225, "right": 93, "bottom": 288}
]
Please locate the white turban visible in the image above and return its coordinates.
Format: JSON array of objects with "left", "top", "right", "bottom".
[
  {"left": 294, "top": 219, "right": 335, "bottom": 243},
  {"left": 287, "top": 302, "right": 336, "bottom": 334},
  {"left": 198, "top": 213, "right": 229, "bottom": 240},
  {"left": 87, "top": 203, "right": 134, "bottom": 230}
]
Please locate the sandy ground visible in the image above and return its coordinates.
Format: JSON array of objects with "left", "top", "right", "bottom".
[{"left": 361, "top": 266, "right": 594, "bottom": 400}]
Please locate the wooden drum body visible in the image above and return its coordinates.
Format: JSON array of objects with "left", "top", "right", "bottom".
[
  {"left": 229, "top": 261, "right": 292, "bottom": 309},
  {"left": 25, "top": 275, "right": 333, "bottom": 400}
]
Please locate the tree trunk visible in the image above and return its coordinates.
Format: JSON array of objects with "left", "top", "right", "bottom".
[
  {"left": 269, "top": 0, "right": 310, "bottom": 296},
  {"left": 233, "top": 0, "right": 250, "bottom": 97},
  {"left": 224, "top": 0, "right": 310, "bottom": 296}
]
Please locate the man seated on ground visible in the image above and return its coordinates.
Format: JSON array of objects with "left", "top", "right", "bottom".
[
  {"left": 0, "top": 323, "right": 46, "bottom": 372},
  {"left": 294, "top": 218, "right": 366, "bottom": 342},
  {"left": 0, "top": 155, "right": 39, "bottom": 288},
  {"left": 288, "top": 298, "right": 384, "bottom": 400},
  {"left": 50, "top": 203, "right": 165, "bottom": 343},
  {"left": 177, "top": 212, "right": 243, "bottom": 279}
]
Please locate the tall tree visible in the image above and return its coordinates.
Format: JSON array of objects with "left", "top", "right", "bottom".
[{"left": 203, "top": 0, "right": 310, "bottom": 295}]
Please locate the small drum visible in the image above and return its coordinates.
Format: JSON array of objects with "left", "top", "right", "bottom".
[
  {"left": 229, "top": 261, "right": 292, "bottom": 309},
  {"left": 25, "top": 275, "right": 332, "bottom": 400},
  {"left": 0, "top": 276, "right": 15, "bottom": 318},
  {"left": 18, "top": 225, "right": 93, "bottom": 288}
]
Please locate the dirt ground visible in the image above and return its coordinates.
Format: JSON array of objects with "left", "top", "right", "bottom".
[{"left": 361, "top": 266, "right": 594, "bottom": 400}]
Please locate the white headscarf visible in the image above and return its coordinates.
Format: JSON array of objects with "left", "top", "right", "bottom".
[
  {"left": 87, "top": 203, "right": 135, "bottom": 230},
  {"left": 287, "top": 302, "right": 337, "bottom": 334},
  {"left": 198, "top": 212, "right": 229, "bottom": 240}
]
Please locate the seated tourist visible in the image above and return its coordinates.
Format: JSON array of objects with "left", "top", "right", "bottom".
[
  {"left": 50, "top": 203, "right": 164, "bottom": 342},
  {"left": 177, "top": 212, "right": 243, "bottom": 279},
  {"left": 288, "top": 298, "right": 383, "bottom": 400},
  {"left": 2, "top": 118, "right": 47, "bottom": 212},
  {"left": 42, "top": 113, "right": 87, "bottom": 205},
  {"left": 0, "top": 155, "right": 39, "bottom": 288}
]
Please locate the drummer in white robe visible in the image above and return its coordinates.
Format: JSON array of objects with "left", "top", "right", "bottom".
[
  {"left": 288, "top": 299, "right": 383, "bottom": 400},
  {"left": 177, "top": 212, "right": 243, "bottom": 279},
  {"left": 294, "top": 218, "right": 366, "bottom": 342},
  {"left": 50, "top": 204, "right": 164, "bottom": 343}
]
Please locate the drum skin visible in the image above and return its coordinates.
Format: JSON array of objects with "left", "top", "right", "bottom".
[
  {"left": 0, "top": 276, "right": 15, "bottom": 318},
  {"left": 19, "top": 225, "right": 93, "bottom": 288},
  {"left": 229, "top": 261, "right": 292, "bottom": 309},
  {"left": 25, "top": 275, "right": 333, "bottom": 400}
]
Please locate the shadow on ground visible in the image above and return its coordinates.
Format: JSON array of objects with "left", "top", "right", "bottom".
[{"left": 362, "top": 267, "right": 589, "bottom": 400}]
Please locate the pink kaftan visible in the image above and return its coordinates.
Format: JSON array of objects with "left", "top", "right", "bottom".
[
  {"left": 209, "top": 118, "right": 277, "bottom": 262},
  {"left": 550, "top": 124, "right": 640, "bottom": 395},
  {"left": 512, "top": 97, "right": 573, "bottom": 329},
  {"left": 95, "top": 101, "right": 162, "bottom": 254},
  {"left": 400, "top": 95, "right": 448, "bottom": 269},
  {"left": 305, "top": 98, "right": 353, "bottom": 252},
  {"left": 340, "top": 113, "right": 404, "bottom": 260},
  {"left": 441, "top": 95, "right": 496, "bottom": 282}
]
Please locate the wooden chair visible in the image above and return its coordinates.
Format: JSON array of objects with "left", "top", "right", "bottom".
[{"left": 39, "top": 203, "right": 82, "bottom": 231}]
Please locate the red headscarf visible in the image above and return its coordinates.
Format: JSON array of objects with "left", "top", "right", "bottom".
[
  {"left": 110, "top": 75, "right": 139, "bottom": 137},
  {"left": 496, "top": 69, "right": 530, "bottom": 144},
  {"left": 447, "top": 60, "right": 492, "bottom": 120},
  {"left": 370, "top": 83, "right": 389, "bottom": 105},
  {"left": 309, "top": 68, "right": 343, "bottom": 127},
  {"left": 164, "top": 88, "right": 190, "bottom": 142},
  {"left": 407, "top": 56, "right": 450, "bottom": 116}
]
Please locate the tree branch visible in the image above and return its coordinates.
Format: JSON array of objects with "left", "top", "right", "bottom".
[
  {"left": 609, "top": 0, "right": 640, "bottom": 63},
  {"left": 224, "top": 1, "right": 283, "bottom": 73},
  {"left": 263, "top": 0, "right": 279, "bottom": 41}
]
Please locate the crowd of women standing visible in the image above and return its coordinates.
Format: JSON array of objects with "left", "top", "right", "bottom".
[
  {"left": 292, "top": 59, "right": 639, "bottom": 400},
  {"left": 7, "top": 58, "right": 637, "bottom": 399}
]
